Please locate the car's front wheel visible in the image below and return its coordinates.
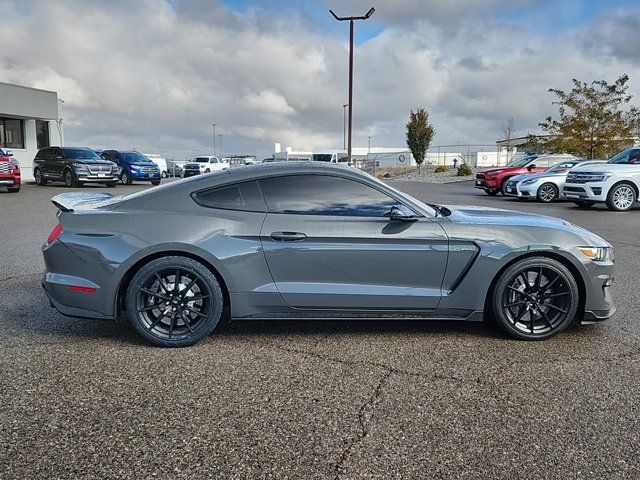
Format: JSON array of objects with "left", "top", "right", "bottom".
[
  {"left": 500, "top": 179, "right": 512, "bottom": 196},
  {"left": 491, "top": 257, "right": 579, "bottom": 340},
  {"left": 64, "top": 169, "right": 79, "bottom": 187},
  {"left": 126, "top": 256, "right": 224, "bottom": 347},
  {"left": 34, "top": 168, "right": 47, "bottom": 186},
  {"left": 120, "top": 172, "right": 132, "bottom": 185},
  {"left": 537, "top": 183, "right": 558, "bottom": 203},
  {"left": 151, "top": 179, "right": 161, "bottom": 186},
  {"left": 606, "top": 183, "right": 637, "bottom": 211},
  {"left": 484, "top": 188, "right": 499, "bottom": 196}
]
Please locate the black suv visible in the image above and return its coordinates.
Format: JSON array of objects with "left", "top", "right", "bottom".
[{"left": 33, "top": 147, "right": 118, "bottom": 188}]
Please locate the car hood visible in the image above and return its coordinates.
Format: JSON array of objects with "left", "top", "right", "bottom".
[
  {"left": 570, "top": 163, "right": 639, "bottom": 173},
  {"left": 444, "top": 205, "right": 609, "bottom": 246},
  {"left": 510, "top": 171, "right": 564, "bottom": 182}
]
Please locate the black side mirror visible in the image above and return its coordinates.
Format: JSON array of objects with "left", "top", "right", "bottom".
[
  {"left": 389, "top": 205, "right": 418, "bottom": 222},
  {"left": 527, "top": 164, "right": 536, "bottom": 171}
]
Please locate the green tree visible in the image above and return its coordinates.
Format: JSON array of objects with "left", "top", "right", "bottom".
[
  {"left": 539, "top": 74, "right": 640, "bottom": 159},
  {"left": 406, "top": 108, "right": 435, "bottom": 173}
]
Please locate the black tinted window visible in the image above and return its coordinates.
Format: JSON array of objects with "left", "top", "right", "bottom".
[
  {"left": 36, "top": 148, "right": 51, "bottom": 160},
  {"left": 259, "top": 175, "right": 400, "bottom": 217},
  {"left": 193, "top": 181, "right": 265, "bottom": 212}
]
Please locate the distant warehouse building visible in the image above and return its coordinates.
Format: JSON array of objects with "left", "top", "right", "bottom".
[{"left": 0, "top": 82, "right": 63, "bottom": 181}]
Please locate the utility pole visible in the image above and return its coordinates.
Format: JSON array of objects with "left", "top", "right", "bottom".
[
  {"left": 368, "top": 136, "right": 371, "bottom": 154},
  {"left": 342, "top": 104, "right": 348, "bottom": 149},
  {"left": 212, "top": 123, "right": 216, "bottom": 155},
  {"left": 330, "top": 7, "right": 375, "bottom": 163},
  {"left": 218, "top": 134, "right": 222, "bottom": 158}
]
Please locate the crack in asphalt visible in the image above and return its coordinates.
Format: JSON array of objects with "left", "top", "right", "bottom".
[{"left": 334, "top": 368, "right": 393, "bottom": 480}]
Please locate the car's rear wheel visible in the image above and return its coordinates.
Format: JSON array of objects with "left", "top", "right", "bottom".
[
  {"left": 64, "top": 169, "right": 78, "bottom": 187},
  {"left": 126, "top": 256, "right": 224, "bottom": 347},
  {"left": 491, "top": 257, "right": 579, "bottom": 340},
  {"left": 484, "top": 188, "right": 499, "bottom": 196},
  {"left": 537, "top": 183, "right": 558, "bottom": 203},
  {"left": 34, "top": 168, "right": 47, "bottom": 186},
  {"left": 606, "top": 183, "right": 637, "bottom": 211}
]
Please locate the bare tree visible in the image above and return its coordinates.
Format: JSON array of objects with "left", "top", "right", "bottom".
[{"left": 502, "top": 118, "right": 516, "bottom": 162}]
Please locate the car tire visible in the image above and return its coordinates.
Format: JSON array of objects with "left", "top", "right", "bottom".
[
  {"left": 151, "top": 180, "right": 161, "bottom": 186},
  {"left": 491, "top": 256, "right": 579, "bottom": 340},
  {"left": 34, "top": 168, "right": 47, "bottom": 186},
  {"left": 484, "top": 189, "right": 499, "bottom": 196},
  {"left": 500, "top": 178, "right": 513, "bottom": 196},
  {"left": 125, "top": 256, "right": 224, "bottom": 347},
  {"left": 606, "top": 183, "right": 637, "bottom": 212},
  {"left": 105, "top": 181, "right": 118, "bottom": 188},
  {"left": 205, "top": 168, "right": 211, "bottom": 173},
  {"left": 120, "top": 172, "right": 132, "bottom": 185},
  {"left": 573, "top": 200, "right": 595, "bottom": 208},
  {"left": 63, "top": 169, "right": 78, "bottom": 188},
  {"left": 7, "top": 185, "right": 20, "bottom": 193},
  {"left": 162, "top": 171, "right": 168, "bottom": 178},
  {"left": 537, "top": 183, "right": 558, "bottom": 203}
]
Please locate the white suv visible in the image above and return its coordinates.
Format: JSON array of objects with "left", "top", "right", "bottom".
[
  {"left": 563, "top": 148, "right": 640, "bottom": 211},
  {"left": 183, "top": 156, "right": 229, "bottom": 178}
]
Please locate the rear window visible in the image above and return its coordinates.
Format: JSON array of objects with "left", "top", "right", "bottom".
[{"left": 192, "top": 180, "right": 266, "bottom": 212}]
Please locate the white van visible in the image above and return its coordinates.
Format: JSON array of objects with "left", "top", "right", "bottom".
[{"left": 144, "top": 154, "right": 169, "bottom": 178}]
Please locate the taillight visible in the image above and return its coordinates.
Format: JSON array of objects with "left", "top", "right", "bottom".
[{"left": 47, "top": 223, "right": 63, "bottom": 244}]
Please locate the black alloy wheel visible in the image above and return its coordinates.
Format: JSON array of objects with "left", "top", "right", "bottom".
[
  {"left": 126, "top": 256, "right": 224, "bottom": 347},
  {"left": 537, "top": 183, "right": 558, "bottom": 203},
  {"left": 34, "top": 168, "right": 47, "bottom": 186},
  {"left": 492, "top": 257, "right": 579, "bottom": 340},
  {"left": 64, "top": 169, "right": 78, "bottom": 187}
]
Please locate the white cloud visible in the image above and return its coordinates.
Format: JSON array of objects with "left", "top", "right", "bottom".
[{"left": 0, "top": 0, "right": 638, "bottom": 158}]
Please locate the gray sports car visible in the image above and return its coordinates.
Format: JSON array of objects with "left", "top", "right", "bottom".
[{"left": 42, "top": 162, "right": 615, "bottom": 347}]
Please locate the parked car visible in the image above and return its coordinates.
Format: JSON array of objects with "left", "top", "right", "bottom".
[
  {"left": 0, "top": 148, "right": 20, "bottom": 193},
  {"left": 42, "top": 162, "right": 615, "bottom": 347},
  {"left": 34, "top": 147, "right": 118, "bottom": 188},
  {"left": 503, "top": 159, "right": 597, "bottom": 202},
  {"left": 475, "top": 154, "right": 579, "bottom": 196},
  {"left": 100, "top": 150, "right": 161, "bottom": 185},
  {"left": 183, "top": 156, "right": 228, "bottom": 177},
  {"left": 563, "top": 147, "right": 640, "bottom": 211},
  {"left": 145, "top": 154, "right": 169, "bottom": 178},
  {"left": 166, "top": 160, "right": 185, "bottom": 177}
]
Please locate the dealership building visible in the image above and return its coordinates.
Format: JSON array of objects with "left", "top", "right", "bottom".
[{"left": 0, "top": 82, "right": 63, "bottom": 182}]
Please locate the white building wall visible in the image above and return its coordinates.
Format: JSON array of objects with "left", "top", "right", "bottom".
[{"left": 10, "top": 120, "right": 62, "bottom": 182}]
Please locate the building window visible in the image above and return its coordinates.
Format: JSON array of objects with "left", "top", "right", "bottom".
[
  {"left": 36, "top": 120, "right": 50, "bottom": 149},
  {"left": 0, "top": 117, "right": 25, "bottom": 149}
]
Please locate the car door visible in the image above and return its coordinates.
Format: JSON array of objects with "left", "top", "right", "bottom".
[
  {"left": 47, "top": 147, "right": 64, "bottom": 179},
  {"left": 258, "top": 174, "right": 449, "bottom": 311},
  {"left": 34, "top": 147, "right": 51, "bottom": 175}
]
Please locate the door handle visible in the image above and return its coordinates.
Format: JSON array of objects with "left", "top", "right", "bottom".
[{"left": 270, "top": 231, "right": 307, "bottom": 242}]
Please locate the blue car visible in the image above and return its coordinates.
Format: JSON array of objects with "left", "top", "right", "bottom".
[{"left": 100, "top": 150, "right": 161, "bottom": 185}]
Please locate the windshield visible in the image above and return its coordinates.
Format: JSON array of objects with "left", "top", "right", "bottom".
[
  {"left": 608, "top": 149, "right": 640, "bottom": 165},
  {"left": 62, "top": 148, "right": 101, "bottom": 160},
  {"left": 192, "top": 157, "right": 210, "bottom": 163},
  {"left": 313, "top": 154, "right": 333, "bottom": 162},
  {"left": 507, "top": 155, "right": 538, "bottom": 167},
  {"left": 120, "top": 152, "right": 152, "bottom": 164},
  {"left": 546, "top": 161, "right": 579, "bottom": 173}
]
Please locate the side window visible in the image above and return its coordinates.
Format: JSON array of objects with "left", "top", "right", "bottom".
[
  {"left": 53, "top": 147, "right": 63, "bottom": 160},
  {"left": 192, "top": 180, "right": 266, "bottom": 212},
  {"left": 211, "top": 158, "right": 219, "bottom": 164},
  {"left": 259, "top": 175, "right": 403, "bottom": 217},
  {"left": 629, "top": 150, "right": 640, "bottom": 164}
]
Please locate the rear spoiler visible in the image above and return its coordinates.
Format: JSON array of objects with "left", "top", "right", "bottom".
[{"left": 51, "top": 192, "right": 116, "bottom": 212}]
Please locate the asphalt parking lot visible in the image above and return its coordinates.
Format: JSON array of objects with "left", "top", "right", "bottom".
[{"left": 1, "top": 179, "right": 640, "bottom": 479}]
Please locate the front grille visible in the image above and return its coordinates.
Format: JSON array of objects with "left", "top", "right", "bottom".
[
  {"left": 567, "top": 172, "right": 602, "bottom": 184},
  {"left": 0, "top": 162, "right": 12, "bottom": 174},
  {"left": 87, "top": 165, "right": 112, "bottom": 174},
  {"left": 140, "top": 167, "right": 157, "bottom": 173}
]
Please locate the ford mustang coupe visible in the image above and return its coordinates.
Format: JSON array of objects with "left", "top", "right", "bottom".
[{"left": 42, "top": 163, "right": 615, "bottom": 347}]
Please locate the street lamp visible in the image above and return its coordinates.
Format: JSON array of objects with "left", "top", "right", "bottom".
[
  {"left": 342, "top": 104, "right": 348, "bottom": 149},
  {"left": 368, "top": 136, "right": 372, "bottom": 154},
  {"left": 219, "top": 134, "right": 222, "bottom": 157},
  {"left": 212, "top": 123, "right": 216, "bottom": 154},
  {"left": 330, "top": 6, "right": 375, "bottom": 163}
]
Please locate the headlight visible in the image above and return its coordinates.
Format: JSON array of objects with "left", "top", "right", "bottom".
[
  {"left": 579, "top": 246, "right": 614, "bottom": 262},
  {"left": 73, "top": 164, "right": 88, "bottom": 171},
  {"left": 521, "top": 179, "right": 538, "bottom": 186}
]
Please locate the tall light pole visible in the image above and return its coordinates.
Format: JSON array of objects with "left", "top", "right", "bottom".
[
  {"left": 368, "top": 136, "right": 371, "bottom": 154},
  {"left": 219, "top": 134, "right": 222, "bottom": 157},
  {"left": 330, "top": 7, "right": 375, "bottom": 163},
  {"left": 212, "top": 123, "right": 216, "bottom": 154},
  {"left": 342, "top": 104, "right": 348, "bottom": 149}
]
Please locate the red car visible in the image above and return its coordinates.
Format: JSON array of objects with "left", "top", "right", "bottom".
[
  {"left": 0, "top": 148, "right": 20, "bottom": 193},
  {"left": 475, "top": 155, "right": 544, "bottom": 195}
]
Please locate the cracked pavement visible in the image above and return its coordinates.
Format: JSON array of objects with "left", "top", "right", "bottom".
[{"left": 1, "top": 181, "right": 639, "bottom": 479}]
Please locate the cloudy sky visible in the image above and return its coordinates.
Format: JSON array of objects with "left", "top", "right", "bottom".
[{"left": 1, "top": 0, "right": 639, "bottom": 159}]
